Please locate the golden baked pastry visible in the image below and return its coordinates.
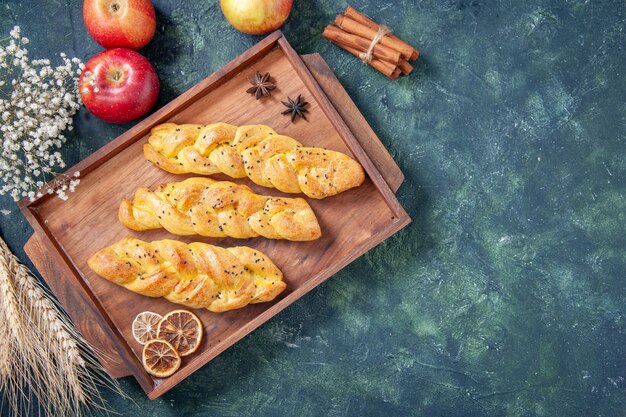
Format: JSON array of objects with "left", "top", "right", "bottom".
[
  {"left": 144, "top": 123, "right": 366, "bottom": 199},
  {"left": 119, "top": 177, "right": 321, "bottom": 241},
  {"left": 87, "top": 237, "right": 286, "bottom": 313}
]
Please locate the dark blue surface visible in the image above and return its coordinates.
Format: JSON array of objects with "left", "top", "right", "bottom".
[{"left": 1, "top": 1, "right": 624, "bottom": 416}]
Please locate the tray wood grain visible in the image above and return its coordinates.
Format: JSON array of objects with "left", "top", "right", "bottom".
[{"left": 20, "top": 33, "right": 410, "bottom": 399}]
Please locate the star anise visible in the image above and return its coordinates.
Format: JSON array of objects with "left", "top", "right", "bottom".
[
  {"left": 281, "top": 95, "right": 309, "bottom": 122},
  {"left": 246, "top": 70, "right": 275, "bottom": 100}
]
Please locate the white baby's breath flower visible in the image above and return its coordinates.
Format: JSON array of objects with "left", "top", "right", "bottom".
[{"left": 0, "top": 26, "right": 83, "bottom": 202}]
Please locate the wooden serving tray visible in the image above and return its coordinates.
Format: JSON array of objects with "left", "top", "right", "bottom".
[{"left": 19, "top": 32, "right": 410, "bottom": 399}]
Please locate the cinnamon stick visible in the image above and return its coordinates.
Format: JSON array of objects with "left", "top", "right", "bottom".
[
  {"left": 323, "top": 25, "right": 402, "bottom": 66},
  {"left": 398, "top": 59, "right": 413, "bottom": 75},
  {"left": 335, "top": 14, "right": 414, "bottom": 61},
  {"left": 341, "top": 44, "right": 400, "bottom": 80},
  {"left": 345, "top": 5, "right": 419, "bottom": 60}
]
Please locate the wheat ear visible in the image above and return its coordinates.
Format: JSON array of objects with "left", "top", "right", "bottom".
[{"left": 0, "top": 235, "right": 126, "bottom": 416}]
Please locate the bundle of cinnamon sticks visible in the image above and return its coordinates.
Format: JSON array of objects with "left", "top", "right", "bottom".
[{"left": 323, "top": 6, "right": 419, "bottom": 80}]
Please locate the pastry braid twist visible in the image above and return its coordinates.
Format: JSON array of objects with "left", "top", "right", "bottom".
[
  {"left": 87, "top": 237, "right": 286, "bottom": 313},
  {"left": 119, "top": 177, "right": 321, "bottom": 241},
  {"left": 144, "top": 123, "right": 366, "bottom": 199}
]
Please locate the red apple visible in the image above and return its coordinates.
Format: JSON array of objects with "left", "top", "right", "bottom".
[
  {"left": 83, "top": 0, "right": 156, "bottom": 49},
  {"left": 219, "top": 0, "right": 292, "bottom": 35},
  {"left": 79, "top": 48, "right": 159, "bottom": 124}
]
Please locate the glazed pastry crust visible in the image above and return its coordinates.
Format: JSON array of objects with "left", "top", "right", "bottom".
[
  {"left": 119, "top": 177, "right": 321, "bottom": 241},
  {"left": 144, "top": 123, "right": 365, "bottom": 199},
  {"left": 87, "top": 237, "right": 286, "bottom": 313}
]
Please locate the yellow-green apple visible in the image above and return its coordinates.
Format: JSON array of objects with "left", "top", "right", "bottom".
[
  {"left": 79, "top": 48, "right": 159, "bottom": 124},
  {"left": 219, "top": 0, "right": 293, "bottom": 35},
  {"left": 83, "top": 0, "right": 156, "bottom": 49}
]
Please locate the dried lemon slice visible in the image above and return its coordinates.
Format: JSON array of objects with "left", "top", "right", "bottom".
[
  {"left": 132, "top": 311, "right": 162, "bottom": 345},
  {"left": 142, "top": 339, "right": 181, "bottom": 378},
  {"left": 156, "top": 310, "right": 203, "bottom": 357}
]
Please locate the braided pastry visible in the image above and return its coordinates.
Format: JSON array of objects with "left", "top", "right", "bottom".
[
  {"left": 87, "top": 237, "right": 286, "bottom": 313},
  {"left": 119, "top": 177, "right": 321, "bottom": 241},
  {"left": 144, "top": 123, "right": 366, "bottom": 199}
]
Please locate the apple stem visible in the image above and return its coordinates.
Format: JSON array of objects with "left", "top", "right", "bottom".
[{"left": 111, "top": 2, "right": 120, "bottom": 12}]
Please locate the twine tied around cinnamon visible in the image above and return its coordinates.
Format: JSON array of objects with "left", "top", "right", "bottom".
[{"left": 358, "top": 24, "right": 391, "bottom": 63}]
